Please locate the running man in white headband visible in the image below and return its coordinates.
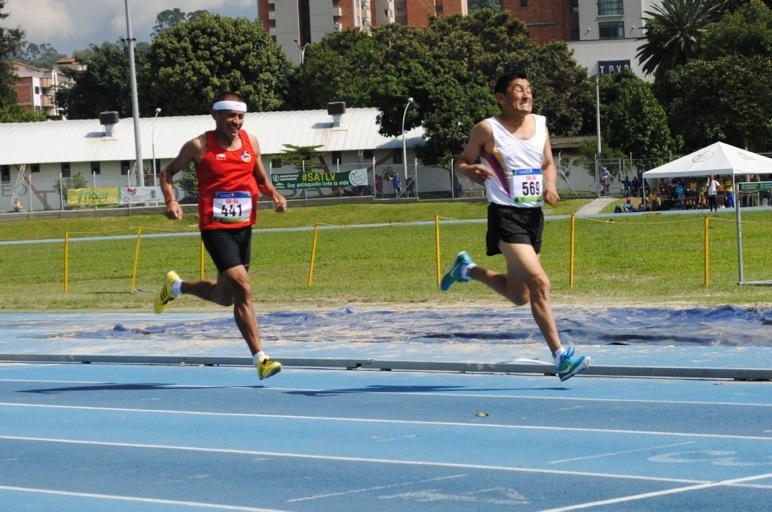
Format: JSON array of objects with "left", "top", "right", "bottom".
[
  {"left": 212, "top": 100, "right": 247, "bottom": 112},
  {"left": 157, "top": 92, "right": 287, "bottom": 381}
]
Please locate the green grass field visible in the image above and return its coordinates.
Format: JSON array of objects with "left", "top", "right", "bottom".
[{"left": 1, "top": 198, "right": 770, "bottom": 312}]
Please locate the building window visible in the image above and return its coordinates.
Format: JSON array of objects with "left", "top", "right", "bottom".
[
  {"left": 363, "top": 149, "right": 374, "bottom": 160},
  {"left": 31, "top": 164, "right": 40, "bottom": 173},
  {"left": 332, "top": 151, "right": 342, "bottom": 165},
  {"left": 521, "top": 0, "right": 528, "bottom": 7},
  {"left": 571, "top": 28, "right": 580, "bottom": 40},
  {"left": 120, "top": 160, "right": 131, "bottom": 175},
  {"left": 271, "top": 159, "right": 282, "bottom": 169},
  {"left": 599, "top": 21, "right": 624, "bottom": 39},
  {"left": 570, "top": 0, "right": 579, "bottom": 13},
  {"left": 34, "top": 86, "right": 40, "bottom": 94},
  {"left": 393, "top": 151, "right": 403, "bottom": 165},
  {"left": 1, "top": 165, "right": 9, "bottom": 183},
  {"left": 61, "top": 162, "right": 71, "bottom": 178},
  {"left": 91, "top": 162, "right": 101, "bottom": 175},
  {"left": 597, "top": 0, "right": 624, "bottom": 16},
  {"left": 436, "top": 5, "right": 443, "bottom": 14}
]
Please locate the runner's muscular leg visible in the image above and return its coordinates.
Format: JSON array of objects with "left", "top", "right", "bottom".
[
  {"left": 180, "top": 266, "right": 262, "bottom": 354},
  {"left": 469, "top": 261, "right": 530, "bottom": 306},
  {"left": 222, "top": 265, "right": 262, "bottom": 355},
  {"left": 497, "top": 242, "right": 562, "bottom": 353}
]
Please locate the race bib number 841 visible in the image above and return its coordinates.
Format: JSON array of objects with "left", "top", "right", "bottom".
[{"left": 213, "top": 191, "right": 252, "bottom": 223}]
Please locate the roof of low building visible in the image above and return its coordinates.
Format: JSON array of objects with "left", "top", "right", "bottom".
[{"left": 0, "top": 107, "right": 424, "bottom": 166}]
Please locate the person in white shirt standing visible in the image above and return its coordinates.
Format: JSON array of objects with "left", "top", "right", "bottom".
[{"left": 706, "top": 174, "right": 721, "bottom": 212}]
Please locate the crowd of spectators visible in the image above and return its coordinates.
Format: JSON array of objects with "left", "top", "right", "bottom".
[{"left": 613, "top": 173, "right": 770, "bottom": 213}]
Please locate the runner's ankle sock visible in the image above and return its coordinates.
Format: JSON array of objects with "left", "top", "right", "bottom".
[
  {"left": 462, "top": 263, "right": 477, "bottom": 280},
  {"left": 552, "top": 347, "right": 565, "bottom": 368},
  {"left": 252, "top": 351, "right": 265, "bottom": 366},
  {"left": 171, "top": 279, "right": 182, "bottom": 297}
]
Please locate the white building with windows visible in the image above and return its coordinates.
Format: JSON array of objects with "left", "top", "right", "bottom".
[{"left": 568, "top": 0, "right": 658, "bottom": 80}]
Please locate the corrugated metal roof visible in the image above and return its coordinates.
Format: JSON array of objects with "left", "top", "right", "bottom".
[{"left": 0, "top": 108, "right": 424, "bottom": 166}]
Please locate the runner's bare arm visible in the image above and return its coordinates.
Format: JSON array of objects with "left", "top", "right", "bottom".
[
  {"left": 456, "top": 121, "right": 494, "bottom": 185},
  {"left": 542, "top": 127, "right": 560, "bottom": 206},
  {"left": 160, "top": 135, "right": 205, "bottom": 220}
]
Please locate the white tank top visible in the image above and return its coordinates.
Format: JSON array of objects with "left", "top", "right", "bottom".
[{"left": 481, "top": 114, "right": 547, "bottom": 208}]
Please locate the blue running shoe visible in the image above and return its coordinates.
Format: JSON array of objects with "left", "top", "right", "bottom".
[
  {"left": 557, "top": 346, "right": 590, "bottom": 382},
  {"left": 440, "top": 251, "right": 474, "bottom": 291}
]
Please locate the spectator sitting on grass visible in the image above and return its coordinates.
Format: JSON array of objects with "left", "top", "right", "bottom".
[{"left": 623, "top": 196, "right": 635, "bottom": 213}]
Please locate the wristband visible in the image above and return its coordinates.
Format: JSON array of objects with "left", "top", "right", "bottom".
[{"left": 166, "top": 198, "right": 176, "bottom": 204}]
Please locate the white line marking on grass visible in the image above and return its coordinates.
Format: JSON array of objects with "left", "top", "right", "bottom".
[
  {"left": 539, "top": 472, "right": 772, "bottom": 512},
  {"left": 0, "top": 485, "right": 288, "bottom": 511},
  {"left": 1, "top": 402, "right": 771, "bottom": 442}
]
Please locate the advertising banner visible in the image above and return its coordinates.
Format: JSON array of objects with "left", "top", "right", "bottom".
[
  {"left": 67, "top": 187, "right": 120, "bottom": 206},
  {"left": 271, "top": 169, "right": 369, "bottom": 190},
  {"left": 120, "top": 186, "right": 164, "bottom": 204}
]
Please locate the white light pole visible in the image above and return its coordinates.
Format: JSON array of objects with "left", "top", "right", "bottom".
[
  {"left": 124, "top": 0, "right": 144, "bottom": 187},
  {"left": 401, "top": 97, "right": 414, "bottom": 182},
  {"left": 293, "top": 39, "right": 309, "bottom": 64},
  {"left": 595, "top": 74, "right": 602, "bottom": 196},
  {"left": 152, "top": 107, "right": 161, "bottom": 186}
]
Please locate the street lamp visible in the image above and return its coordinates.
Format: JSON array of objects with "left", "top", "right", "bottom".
[
  {"left": 152, "top": 107, "right": 161, "bottom": 187},
  {"left": 124, "top": 0, "right": 144, "bottom": 187},
  {"left": 293, "top": 39, "right": 309, "bottom": 64},
  {"left": 401, "top": 97, "right": 414, "bottom": 185}
]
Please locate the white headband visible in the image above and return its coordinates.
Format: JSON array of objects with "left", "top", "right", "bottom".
[{"left": 212, "top": 100, "right": 247, "bottom": 112}]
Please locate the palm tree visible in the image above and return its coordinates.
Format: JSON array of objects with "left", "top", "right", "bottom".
[{"left": 636, "top": 0, "right": 721, "bottom": 81}]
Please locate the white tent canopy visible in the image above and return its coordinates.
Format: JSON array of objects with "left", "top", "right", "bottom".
[
  {"left": 642, "top": 142, "right": 772, "bottom": 179},
  {"left": 643, "top": 141, "right": 772, "bottom": 286}
]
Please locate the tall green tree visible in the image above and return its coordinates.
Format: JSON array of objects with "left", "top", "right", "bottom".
[
  {"left": 636, "top": 0, "right": 721, "bottom": 81},
  {"left": 151, "top": 8, "right": 209, "bottom": 38},
  {"left": 0, "top": 0, "right": 24, "bottom": 107},
  {"left": 598, "top": 70, "right": 682, "bottom": 159},
  {"left": 657, "top": 0, "right": 772, "bottom": 151},
  {"left": 468, "top": 0, "right": 502, "bottom": 12},
  {"left": 14, "top": 42, "right": 65, "bottom": 69},
  {"left": 696, "top": 0, "right": 772, "bottom": 60},
  {"left": 285, "top": 27, "right": 385, "bottom": 110},
  {"left": 145, "top": 14, "right": 291, "bottom": 115},
  {"left": 279, "top": 144, "right": 325, "bottom": 169},
  {"left": 384, "top": 10, "right": 593, "bottom": 164},
  {"left": 57, "top": 41, "right": 148, "bottom": 119},
  {"left": 291, "top": 9, "right": 593, "bottom": 165},
  {"left": 0, "top": 103, "right": 46, "bottom": 122}
]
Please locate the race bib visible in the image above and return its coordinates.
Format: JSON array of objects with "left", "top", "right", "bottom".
[
  {"left": 512, "top": 169, "right": 543, "bottom": 203},
  {"left": 213, "top": 191, "right": 252, "bottom": 223}
]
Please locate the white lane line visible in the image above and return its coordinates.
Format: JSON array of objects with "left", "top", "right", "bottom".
[
  {"left": 286, "top": 474, "right": 467, "bottom": 503},
  {"left": 550, "top": 441, "right": 697, "bottom": 464},
  {"left": 2, "top": 379, "right": 770, "bottom": 408},
  {"left": 0, "top": 435, "right": 707, "bottom": 486},
  {"left": 539, "top": 472, "right": 772, "bottom": 512},
  {"left": 1, "top": 402, "right": 771, "bottom": 442},
  {"left": 0, "top": 485, "right": 288, "bottom": 511}
]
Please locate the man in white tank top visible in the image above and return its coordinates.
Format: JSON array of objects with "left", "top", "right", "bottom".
[{"left": 441, "top": 72, "right": 589, "bottom": 382}]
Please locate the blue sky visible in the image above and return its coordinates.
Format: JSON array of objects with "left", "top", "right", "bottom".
[{"left": 5, "top": 0, "right": 258, "bottom": 56}]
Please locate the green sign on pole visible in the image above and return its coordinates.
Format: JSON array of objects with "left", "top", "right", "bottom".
[
  {"left": 271, "top": 169, "right": 369, "bottom": 190},
  {"left": 738, "top": 181, "right": 772, "bottom": 192}
]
